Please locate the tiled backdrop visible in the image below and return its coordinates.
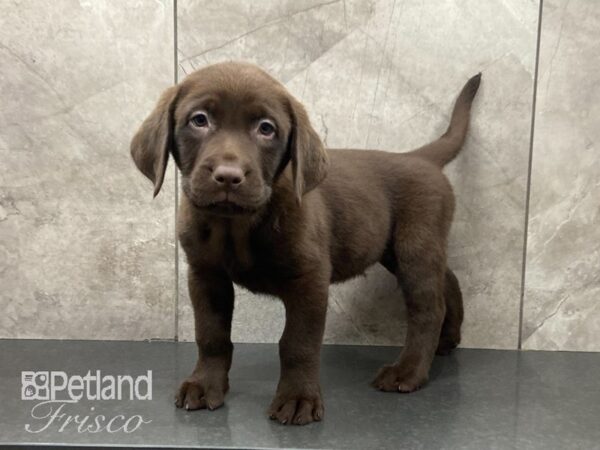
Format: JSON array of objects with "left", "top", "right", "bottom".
[
  {"left": 522, "top": 0, "right": 600, "bottom": 351},
  {"left": 0, "top": 0, "right": 597, "bottom": 351},
  {"left": 0, "top": 0, "right": 176, "bottom": 340}
]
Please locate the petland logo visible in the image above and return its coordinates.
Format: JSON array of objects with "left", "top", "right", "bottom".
[{"left": 21, "top": 370, "right": 153, "bottom": 433}]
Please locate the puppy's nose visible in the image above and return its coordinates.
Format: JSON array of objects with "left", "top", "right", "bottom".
[{"left": 212, "top": 165, "right": 245, "bottom": 188}]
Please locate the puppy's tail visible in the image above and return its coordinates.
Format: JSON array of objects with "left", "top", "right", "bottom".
[{"left": 406, "top": 73, "right": 481, "bottom": 167}]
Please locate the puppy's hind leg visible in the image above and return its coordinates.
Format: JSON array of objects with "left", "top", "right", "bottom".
[
  {"left": 380, "top": 251, "right": 462, "bottom": 356},
  {"left": 436, "top": 268, "right": 464, "bottom": 355},
  {"left": 372, "top": 229, "right": 446, "bottom": 393}
]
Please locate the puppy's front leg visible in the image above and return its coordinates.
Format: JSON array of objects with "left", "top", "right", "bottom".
[
  {"left": 176, "top": 266, "right": 234, "bottom": 411},
  {"left": 269, "top": 283, "right": 328, "bottom": 425}
]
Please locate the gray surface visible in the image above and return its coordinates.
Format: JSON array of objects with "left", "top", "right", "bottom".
[{"left": 0, "top": 340, "right": 599, "bottom": 449}]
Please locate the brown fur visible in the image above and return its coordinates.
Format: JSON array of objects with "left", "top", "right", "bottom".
[{"left": 131, "top": 62, "right": 481, "bottom": 425}]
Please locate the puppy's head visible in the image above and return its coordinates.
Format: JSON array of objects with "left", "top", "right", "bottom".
[{"left": 130, "top": 62, "right": 328, "bottom": 216}]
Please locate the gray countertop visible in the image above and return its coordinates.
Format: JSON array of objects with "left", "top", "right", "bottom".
[{"left": 0, "top": 340, "right": 598, "bottom": 449}]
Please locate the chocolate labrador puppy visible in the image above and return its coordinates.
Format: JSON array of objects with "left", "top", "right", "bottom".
[{"left": 131, "top": 62, "right": 480, "bottom": 425}]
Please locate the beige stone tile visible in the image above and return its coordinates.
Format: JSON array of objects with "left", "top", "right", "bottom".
[
  {"left": 176, "top": 0, "right": 539, "bottom": 349},
  {"left": 0, "top": 1, "right": 176, "bottom": 339},
  {"left": 522, "top": 0, "right": 600, "bottom": 351}
]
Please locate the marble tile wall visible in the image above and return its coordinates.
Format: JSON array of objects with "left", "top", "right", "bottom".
[
  {"left": 2, "top": 0, "right": 597, "bottom": 351},
  {"left": 522, "top": 0, "right": 600, "bottom": 351},
  {"left": 176, "top": 0, "right": 538, "bottom": 349},
  {"left": 0, "top": 1, "right": 176, "bottom": 339}
]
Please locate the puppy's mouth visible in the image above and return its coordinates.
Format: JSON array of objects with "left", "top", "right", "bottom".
[
  {"left": 204, "top": 199, "right": 254, "bottom": 216},
  {"left": 183, "top": 184, "right": 266, "bottom": 216}
]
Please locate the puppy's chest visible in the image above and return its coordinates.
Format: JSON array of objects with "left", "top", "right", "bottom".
[{"left": 201, "top": 220, "right": 299, "bottom": 295}]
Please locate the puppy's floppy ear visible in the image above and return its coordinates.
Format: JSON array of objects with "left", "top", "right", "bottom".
[
  {"left": 130, "top": 85, "right": 179, "bottom": 197},
  {"left": 287, "top": 96, "right": 328, "bottom": 203}
]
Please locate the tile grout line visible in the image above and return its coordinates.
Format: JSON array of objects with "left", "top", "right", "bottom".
[
  {"left": 518, "top": 0, "right": 544, "bottom": 351},
  {"left": 173, "top": 0, "right": 179, "bottom": 342}
]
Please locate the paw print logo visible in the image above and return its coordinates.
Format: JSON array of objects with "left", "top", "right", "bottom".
[{"left": 21, "top": 371, "right": 50, "bottom": 400}]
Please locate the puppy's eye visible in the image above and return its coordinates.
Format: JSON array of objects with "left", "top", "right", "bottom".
[
  {"left": 258, "top": 120, "right": 276, "bottom": 137},
  {"left": 190, "top": 112, "right": 209, "bottom": 128}
]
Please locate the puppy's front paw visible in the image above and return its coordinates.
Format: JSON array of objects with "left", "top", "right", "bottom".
[
  {"left": 268, "top": 383, "right": 324, "bottom": 425},
  {"left": 175, "top": 373, "right": 228, "bottom": 411},
  {"left": 371, "top": 364, "right": 427, "bottom": 393}
]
